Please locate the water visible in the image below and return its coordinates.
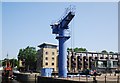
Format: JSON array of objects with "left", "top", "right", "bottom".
[
  {"left": 1, "top": 79, "right": 20, "bottom": 83},
  {"left": 0, "top": 70, "right": 20, "bottom": 83},
  {"left": 1, "top": 71, "right": 38, "bottom": 83},
  {"left": 1, "top": 77, "right": 37, "bottom": 83},
  {"left": 1, "top": 78, "right": 37, "bottom": 83},
  {"left": 1, "top": 77, "right": 21, "bottom": 83}
]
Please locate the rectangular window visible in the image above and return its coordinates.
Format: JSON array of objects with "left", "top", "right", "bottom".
[
  {"left": 52, "top": 52, "right": 54, "bottom": 55},
  {"left": 45, "top": 52, "right": 48, "bottom": 55},
  {"left": 98, "top": 61, "right": 107, "bottom": 67},
  {"left": 113, "top": 61, "right": 118, "bottom": 67},
  {"left": 46, "top": 62, "right": 48, "bottom": 65},
  {"left": 52, "top": 57, "right": 54, "bottom": 60},
  {"left": 52, "top": 63, "right": 54, "bottom": 66},
  {"left": 45, "top": 57, "right": 48, "bottom": 60}
]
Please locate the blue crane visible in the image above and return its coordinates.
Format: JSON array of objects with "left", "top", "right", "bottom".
[{"left": 51, "top": 7, "right": 75, "bottom": 77}]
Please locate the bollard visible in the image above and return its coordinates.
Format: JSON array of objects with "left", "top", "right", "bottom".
[
  {"left": 105, "top": 76, "right": 106, "bottom": 83},
  {"left": 93, "top": 76, "right": 97, "bottom": 83}
]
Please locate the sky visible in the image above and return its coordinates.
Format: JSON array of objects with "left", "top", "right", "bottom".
[
  {"left": 1, "top": 0, "right": 119, "bottom": 2},
  {"left": 118, "top": 1, "right": 120, "bottom": 53},
  {"left": 1, "top": 2, "right": 118, "bottom": 60},
  {"left": 0, "top": 2, "right": 2, "bottom": 60}
]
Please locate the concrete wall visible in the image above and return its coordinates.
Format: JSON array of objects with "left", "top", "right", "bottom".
[
  {"left": 37, "top": 76, "right": 87, "bottom": 83},
  {"left": 14, "top": 73, "right": 119, "bottom": 83},
  {"left": 37, "top": 76, "right": 119, "bottom": 83},
  {"left": 14, "top": 73, "right": 37, "bottom": 82}
]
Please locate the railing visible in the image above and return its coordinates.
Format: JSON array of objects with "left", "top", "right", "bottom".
[
  {"left": 65, "top": 73, "right": 120, "bottom": 83},
  {"left": 51, "top": 5, "right": 75, "bottom": 26}
]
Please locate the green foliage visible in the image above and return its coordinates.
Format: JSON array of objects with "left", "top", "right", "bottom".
[
  {"left": 9, "top": 58, "right": 18, "bottom": 68},
  {"left": 2, "top": 60, "right": 6, "bottom": 67},
  {"left": 2, "top": 58, "right": 18, "bottom": 68},
  {"left": 2, "top": 58, "right": 8, "bottom": 67},
  {"left": 0, "top": 60, "right": 2, "bottom": 66},
  {"left": 18, "top": 46, "right": 37, "bottom": 71},
  {"left": 101, "top": 50, "right": 108, "bottom": 54},
  {"left": 67, "top": 48, "right": 72, "bottom": 51},
  {"left": 68, "top": 48, "right": 116, "bottom": 55},
  {"left": 67, "top": 47, "right": 87, "bottom": 52},
  {"left": 109, "top": 51, "right": 114, "bottom": 54}
]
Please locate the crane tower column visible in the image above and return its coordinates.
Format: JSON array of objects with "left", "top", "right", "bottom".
[{"left": 51, "top": 7, "right": 75, "bottom": 77}]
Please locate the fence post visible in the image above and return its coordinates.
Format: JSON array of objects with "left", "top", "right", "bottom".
[
  {"left": 114, "top": 73, "right": 116, "bottom": 76},
  {"left": 54, "top": 73, "right": 56, "bottom": 78},
  {"left": 93, "top": 76, "right": 97, "bottom": 83},
  {"left": 105, "top": 76, "right": 106, "bottom": 83},
  {"left": 73, "top": 74, "right": 74, "bottom": 80},
  {"left": 35, "top": 74, "right": 37, "bottom": 83},
  {"left": 86, "top": 75, "right": 88, "bottom": 82},
  {"left": 117, "top": 76, "right": 119, "bottom": 83}
]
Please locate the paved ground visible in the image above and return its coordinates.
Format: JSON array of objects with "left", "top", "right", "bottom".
[
  {"left": 52, "top": 73, "right": 120, "bottom": 82},
  {"left": 1, "top": 72, "right": 119, "bottom": 83}
]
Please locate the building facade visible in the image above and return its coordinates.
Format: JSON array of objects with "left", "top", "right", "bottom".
[
  {"left": 18, "top": 59, "right": 25, "bottom": 71},
  {"left": 37, "top": 43, "right": 58, "bottom": 72},
  {"left": 67, "top": 51, "right": 118, "bottom": 73},
  {"left": 36, "top": 43, "right": 119, "bottom": 73}
]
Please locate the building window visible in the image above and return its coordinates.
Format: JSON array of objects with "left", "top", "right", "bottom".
[
  {"left": 52, "top": 57, "right": 54, "bottom": 60},
  {"left": 52, "top": 52, "right": 54, "bottom": 55},
  {"left": 45, "top": 57, "right": 48, "bottom": 60},
  {"left": 80, "top": 54, "right": 82, "bottom": 56},
  {"left": 46, "top": 62, "right": 48, "bottom": 65},
  {"left": 45, "top": 52, "right": 48, "bottom": 55},
  {"left": 113, "top": 61, "right": 118, "bottom": 67},
  {"left": 52, "top": 63, "right": 54, "bottom": 66}
]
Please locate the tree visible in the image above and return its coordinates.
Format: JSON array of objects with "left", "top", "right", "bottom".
[
  {"left": 2, "top": 58, "right": 18, "bottom": 68},
  {"left": 0, "top": 60, "right": 2, "bottom": 66},
  {"left": 101, "top": 50, "right": 108, "bottom": 54},
  {"left": 9, "top": 58, "right": 18, "bottom": 68},
  {"left": 18, "top": 49, "right": 24, "bottom": 60},
  {"left": 18, "top": 46, "right": 37, "bottom": 71},
  {"left": 2, "top": 58, "right": 8, "bottom": 67},
  {"left": 67, "top": 47, "right": 87, "bottom": 52},
  {"left": 67, "top": 48, "right": 72, "bottom": 51},
  {"left": 109, "top": 51, "right": 114, "bottom": 54}
]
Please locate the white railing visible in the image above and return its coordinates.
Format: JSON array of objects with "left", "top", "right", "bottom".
[{"left": 51, "top": 5, "right": 76, "bottom": 26}]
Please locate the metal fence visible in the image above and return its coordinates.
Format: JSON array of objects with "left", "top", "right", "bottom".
[
  {"left": 64, "top": 73, "right": 120, "bottom": 83},
  {"left": 50, "top": 73, "right": 120, "bottom": 83}
]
